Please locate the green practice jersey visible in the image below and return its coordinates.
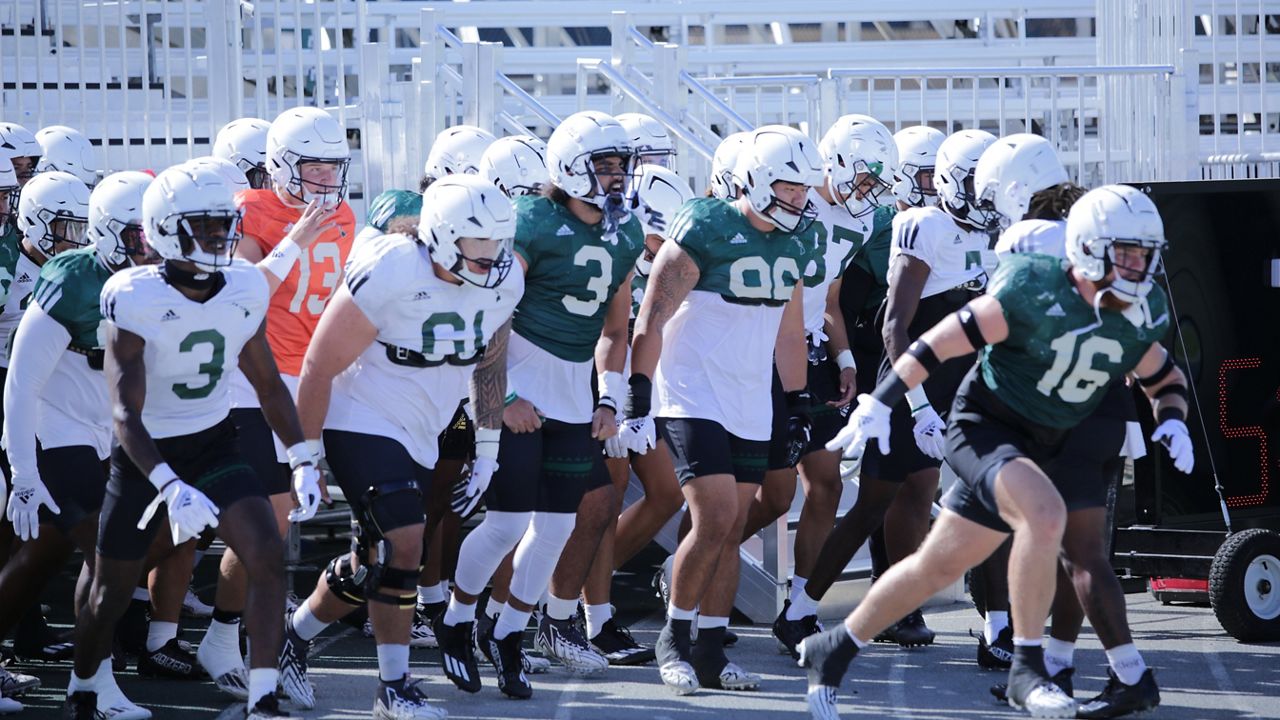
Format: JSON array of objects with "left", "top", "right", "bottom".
[
  {"left": 981, "top": 253, "right": 1169, "bottom": 428},
  {"left": 668, "top": 197, "right": 820, "bottom": 307},
  {"left": 848, "top": 205, "right": 896, "bottom": 313},
  {"left": 31, "top": 247, "right": 112, "bottom": 352},
  {"left": 511, "top": 195, "right": 644, "bottom": 363}
]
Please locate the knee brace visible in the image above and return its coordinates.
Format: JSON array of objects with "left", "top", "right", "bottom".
[
  {"left": 325, "top": 554, "right": 369, "bottom": 606},
  {"left": 359, "top": 480, "right": 425, "bottom": 608}
]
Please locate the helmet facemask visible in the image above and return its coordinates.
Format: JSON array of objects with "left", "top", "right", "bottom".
[
  {"left": 832, "top": 159, "right": 891, "bottom": 218},
  {"left": 582, "top": 151, "right": 638, "bottom": 210},
  {"left": 0, "top": 185, "right": 16, "bottom": 235},
  {"left": 451, "top": 235, "right": 514, "bottom": 289},
  {"left": 36, "top": 209, "right": 89, "bottom": 256},
  {"left": 281, "top": 154, "right": 349, "bottom": 207},
  {"left": 756, "top": 178, "right": 817, "bottom": 234},
  {"left": 1091, "top": 238, "right": 1166, "bottom": 304},
  {"left": 242, "top": 162, "right": 270, "bottom": 190},
  {"left": 163, "top": 210, "right": 242, "bottom": 273},
  {"left": 893, "top": 164, "right": 937, "bottom": 208}
]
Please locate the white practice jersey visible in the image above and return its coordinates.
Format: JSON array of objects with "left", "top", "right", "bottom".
[
  {"left": 995, "top": 218, "right": 1066, "bottom": 260},
  {"left": 0, "top": 252, "right": 41, "bottom": 368},
  {"left": 101, "top": 260, "right": 269, "bottom": 439},
  {"left": 326, "top": 233, "right": 523, "bottom": 468},
  {"left": 802, "top": 190, "right": 870, "bottom": 337},
  {"left": 505, "top": 331, "right": 594, "bottom": 424},
  {"left": 888, "top": 207, "right": 995, "bottom": 298}
]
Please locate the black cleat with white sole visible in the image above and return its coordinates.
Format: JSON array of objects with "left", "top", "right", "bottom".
[
  {"left": 1076, "top": 668, "right": 1159, "bottom": 719},
  {"left": 434, "top": 614, "right": 481, "bottom": 693}
]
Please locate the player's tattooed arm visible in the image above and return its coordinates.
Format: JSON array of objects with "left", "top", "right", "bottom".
[
  {"left": 471, "top": 318, "right": 511, "bottom": 431},
  {"left": 105, "top": 325, "right": 167, "bottom": 476},
  {"left": 882, "top": 254, "right": 930, "bottom": 362},
  {"left": 630, "top": 241, "right": 700, "bottom": 380}
]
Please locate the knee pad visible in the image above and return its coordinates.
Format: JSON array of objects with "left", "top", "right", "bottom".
[
  {"left": 366, "top": 565, "right": 421, "bottom": 609},
  {"left": 360, "top": 480, "right": 425, "bottom": 608},
  {"left": 325, "top": 554, "right": 369, "bottom": 606}
]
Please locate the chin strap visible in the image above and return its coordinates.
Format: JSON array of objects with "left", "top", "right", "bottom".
[{"left": 161, "top": 260, "right": 221, "bottom": 290}]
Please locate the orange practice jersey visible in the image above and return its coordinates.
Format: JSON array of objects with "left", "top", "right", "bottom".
[{"left": 236, "top": 189, "right": 356, "bottom": 376}]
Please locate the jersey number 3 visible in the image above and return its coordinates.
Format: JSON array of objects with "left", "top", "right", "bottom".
[
  {"left": 173, "top": 329, "right": 227, "bottom": 400},
  {"left": 1036, "top": 333, "right": 1123, "bottom": 403},
  {"left": 561, "top": 245, "right": 613, "bottom": 317}
]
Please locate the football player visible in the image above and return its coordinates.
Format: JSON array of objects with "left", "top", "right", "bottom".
[
  {"left": 280, "top": 175, "right": 521, "bottom": 719},
  {"left": 34, "top": 125, "right": 101, "bottom": 188},
  {"left": 0, "top": 172, "right": 154, "bottom": 718},
  {"left": 890, "top": 125, "right": 945, "bottom": 209},
  {"left": 0, "top": 123, "right": 42, "bottom": 185},
  {"left": 199, "top": 106, "right": 353, "bottom": 704},
  {"left": 435, "top": 111, "right": 638, "bottom": 697},
  {"left": 73, "top": 163, "right": 321, "bottom": 720},
  {"left": 627, "top": 125, "right": 822, "bottom": 693},
  {"left": 616, "top": 114, "right": 676, "bottom": 168},
  {"left": 213, "top": 117, "right": 272, "bottom": 190},
  {"left": 420, "top": 125, "right": 495, "bottom": 192},
  {"left": 803, "top": 176, "right": 1190, "bottom": 720}
]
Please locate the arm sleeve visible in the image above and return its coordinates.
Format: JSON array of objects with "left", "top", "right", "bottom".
[{"left": 2, "top": 304, "right": 72, "bottom": 479}]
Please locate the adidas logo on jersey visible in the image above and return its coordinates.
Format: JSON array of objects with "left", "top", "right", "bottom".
[
  {"left": 16, "top": 273, "right": 30, "bottom": 283},
  {"left": 1046, "top": 303, "right": 1066, "bottom": 317},
  {"left": 730, "top": 233, "right": 747, "bottom": 245},
  {"left": 556, "top": 225, "right": 574, "bottom": 237},
  {"left": 231, "top": 302, "right": 251, "bottom": 318},
  {"left": 413, "top": 290, "right": 432, "bottom": 301},
  {"left": 161, "top": 309, "right": 180, "bottom": 321}
]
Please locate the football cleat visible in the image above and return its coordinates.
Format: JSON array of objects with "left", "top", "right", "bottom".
[
  {"left": 807, "top": 684, "right": 842, "bottom": 720},
  {"left": 797, "top": 627, "right": 859, "bottom": 696},
  {"left": 522, "top": 649, "right": 552, "bottom": 675},
  {"left": 772, "top": 600, "right": 821, "bottom": 660},
  {"left": 976, "top": 626, "right": 1014, "bottom": 670},
  {"left": 0, "top": 697, "right": 20, "bottom": 715},
  {"left": 652, "top": 555, "right": 673, "bottom": 610},
  {"left": 277, "top": 610, "right": 315, "bottom": 709},
  {"left": 655, "top": 619, "right": 698, "bottom": 694},
  {"left": 410, "top": 603, "right": 444, "bottom": 649},
  {"left": 181, "top": 587, "right": 214, "bottom": 618},
  {"left": 372, "top": 676, "right": 447, "bottom": 720},
  {"left": 246, "top": 693, "right": 293, "bottom": 719},
  {"left": 66, "top": 686, "right": 152, "bottom": 720},
  {"left": 14, "top": 612, "right": 74, "bottom": 662},
  {"left": 1007, "top": 681, "right": 1076, "bottom": 718},
  {"left": 658, "top": 661, "right": 699, "bottom": 696},
  {"left": 196, "top": 633, "right": 249, "bottom": 701},
  {"left": 63, "top": 691, "right": 95, "bottom": 720},
  {"left": 1076, "top": 668, "right": 1159, "bottom": 719},
  {"left": 0, "top": 667, "right": 39, "bottom": 697},
  {"left": 878, "top": 609, "right": 935, "bottom": 648},
  {"left": 433, "top": 614, "right": 481, "bottom": 693},
  {"left": 992, "top": 667, "right": 1074, "bottom": 703},
  {"left": 534, "top": 615, "right": 607, "bottom": 676},
  {"left": 137, "top": 639, "right": 206, "bottom": 680},
  {"left": 488, "top": 631, "right": 533, "bottom": 700},
  {"left": 115, "top": 600, "right": 150, "bottom": 658},
  {"left": 590, "top": 619, "right": 655, "bottom": 666}
]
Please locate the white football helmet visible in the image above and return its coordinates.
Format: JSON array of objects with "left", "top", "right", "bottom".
[
  {"left": 424, "top": 125, "right": 497, "bottom": 180},
  {"left": 35, "top": 125, "right": 101, "bottom": 187},
  {"left": 0, "top": 123, "right": 41, "bottom": 184},
  {"left": 184, "top": 156, "right": 250, "bottom": 194},
  {"left": 17, "top": 171, "right": 90, "bottom": 257},
  {"left": 935, "top": 129, "right": 997, "bottom": 229},
  {"left": 819, "top": 114, "right": 898, "bottom": 218},
  {"left": 546, "top": 110, "right": 636, "bottom": 209},
  {"left": 975, "top": 133, "right": 1069, "bottom": 231},
  {"left": 0, "top": 155, "right": 17, "bottom": 234},
  {"left": 143, "top": 164, "right": 241, "bottom": 273},
  {"left": 709, "top": 131, "right": 750, "bottom": 200},
  {"left": 88, "top": 171, "right": 154, "bottom": 270},
  {"left": 737, "top": 124, "right": 824, "bottom": 233},
  {"left": 1066, "top": 184, "right": 1166, "bottom": 303},
  {"left": 213, "top": 117, "right": 271, "bottom": 189},
  {"left": 266, "top": 106, "right": 350, "bottom": 206},
  {"left": 892, "top": 126, "right": 946, "bottom": 207},
  {"left": 479, "top": 135, "right": 549, "bottom": 198},
  {"left": 616, "top": 113, "right": 675, "bottom": 167},
  {"left": 632, "top": 164, "right": 693, "bottom": 238},
  {"left": 419, "top": 174, "right": 516, "bottom": 289}
]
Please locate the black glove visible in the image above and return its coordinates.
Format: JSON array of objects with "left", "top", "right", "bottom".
[{"left": 783, "top": 389, "right": 814, "bottom": 467}]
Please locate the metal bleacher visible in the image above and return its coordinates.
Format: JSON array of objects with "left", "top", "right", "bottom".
[{"left": 4, "top": 0, "right": 1278, "bottom": 621}]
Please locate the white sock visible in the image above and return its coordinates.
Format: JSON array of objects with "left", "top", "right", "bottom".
[
  {"left": 790, "top": 576, "right": 808, "bottom": 600},
  {"left": 494, "top": 605, "right": 532, "bottom": 640},
  {"left": 667, "top": 603, "right": 697, "bottom": 622},
  {"left": 67, "top": 672, "right": 97, "bottom": 694},
  {"left": 291, "top": 601, "right": 329, "bottom": 642},
  {"left": 545, "top": 594, "right": 579, "bottom": 622},
  {"left": 375, "top": 643, "right": 410, "bottom": 683},
  {"left": 199, "top": 619, "right": 244, "bottom": 677},
  {"left": 443, "top": 596, "right": 477, "bottom": 627},
  {"left": 1012, "top": 636, "right": 1042, "bottom": 647},
  {"left": 437, "top": 580, "right": 450, "bottom": 597},
  {"left": 984, "top": 610, "right": 1009, "bottom": 644},
  {"left": 132, "top": 587, "right": 150, "bottom": 602},
  {"left": 1045, "top": 638, "right": 1076, "bottom": 676},
  {"left": 696, "top": 614, "right": 729, "bottom": 629},
  {"left": 146, "top": 621, "right": 178, "bottom": 653},
  {"left": 247, "top": 668, "right": 279, "bottom": 708},
  {"left": 1105, "top": 643, "right": 1147, "bottom": 686},
  {"left": 485, "top": 600, "right": 507, "bottom": 620},
  {"left": 584, "top": 603, "right": 612, "bottom": 639},
  {"left": 843, "top": 624, "right": 869, "bottom": 649},
  {"left": 418, "top": 584, "right": 445, "bottom": 606},
  {"left": 787, "top": 589, "right": 820, "bottom": 621}
]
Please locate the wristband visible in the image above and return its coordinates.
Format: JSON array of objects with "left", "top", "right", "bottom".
[
  {"left": 1156, "top": 406, "right": 1186, "bottom": 424},
  {"left": 784, "top": 389, "right": 813, "bottom": 415},
  {"left": 623, "top": 373, "right": 653, "bottom": 418},
  {"left": 835, "top": 349, "right": 857, "bottom": 372},
  {"left": 306, "top": 438, "right": 325, "bottom": 460},
  {"left": 475, "top": 427, "right": 501, "bottom": 460},
  {"left": 504, "top": 391, "right": 519, "bottom": 407},
  {"left": 285, "top": 442, "right": 313, "bottom": 469},
  {"left": 597, "top": 371, "right": 626, "bottom": 412},
  {"left": 870, "top": 373, "right": 909, "bottom": 409},
  {"left": 148, "top": 462, "right": 179, "bottom": 491},
  {"left": 259, "top": 237, "right": 303, "bottom": 282},
  {"left": 906, "top": 385, "right": 932, "bottom": 414}
]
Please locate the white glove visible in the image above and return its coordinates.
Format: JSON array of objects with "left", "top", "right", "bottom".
[
  {"left": 288, "top": 463, "right": 322, "bottom": 522},
  {"left": 825, "top": 394, "right": 893, "bottom": 459},
  {"left": 6, "top": 472, "right": 60, "bottom": 541},
  {"left": 619, "top": 415, "right": 657, "bottom": 456},
  {"left": 453, "top": 456, "right": 497, "bottom": 518},
  {"left": 603, "top": 414, "right": 630, "bottom": 458},
  {"left": 1152, "top": 418, "right": 1194, "bottom": 474},
  {"left": 910, "top": 406, "right": 947, "bottom": 461},
  {"left": 138, "top": 476, "right": 220, "bottom": 545}
]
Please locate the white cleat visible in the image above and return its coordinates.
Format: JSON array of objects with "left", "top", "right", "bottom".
[
  {"left": 1009, "top": 682, "right": 1077, "bottom": 718},
  {"left": 807, "top": 685, "right": 842, "bottom": 720},
  {"left": 534, "top": 616, "right": 608, "bottom": 677},
  {"left": 658, "top": 661, "right": 699, "bottom": 696},
  {"left": 522, "top": 650, "right": 552, "bottom": 675},
  {"left": 96, "top": 686, "right": 153, "bottom": 720},
  {"left": 181, "top": 587, "right": 214, "bottom": 618},
  {"left": 0, "top": 668, "right": 38, "bottom": 698},
  {"left": 0, "top": 697, "right": 22, "bottom": 715},
  {"left": 714, "top": 662, "right": 761, "bottom": 691},
  {"left": 196, "top": 638, "right": 248, "bottom": 701}
]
